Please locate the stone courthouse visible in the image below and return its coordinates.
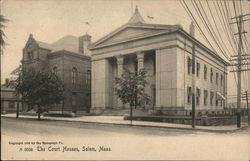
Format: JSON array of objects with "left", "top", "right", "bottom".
[
  {"left": 90, "top": 7, "right": 228, "bottom": 115},
  {"left": 22, "top": 34, "right": 91, "bottom": 113}
]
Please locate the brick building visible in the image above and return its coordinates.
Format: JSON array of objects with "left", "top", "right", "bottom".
[
  {"left": 1, "top": 79, "right": 22, "bottom": 113},
  {"left": 22, "top": 34, "right": 91, "bottom": 113},
  {"left": 90, "top": 7, "right": 228, "bottom": 116}
]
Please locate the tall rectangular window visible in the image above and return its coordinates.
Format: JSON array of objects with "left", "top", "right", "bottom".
[
  {"left": 196, "top": 88, "right": 200, "bottom": 105},
  {"left": 210, "top": 68, "right": 213, "bottom": 83},
  {"left": 72, "top": 67, "right": 77, "bottom": 84},
  {"left": 28, "top": 51, "right": 34, "bottom": 60},
  {"left": 204, "top": 65, "right": 207, "bottom": 80},
  {"left": 187, "top": 86, "right": 192, "bottom": 104},
  {"left": 216, "top": 93, "right": 219, "bottom": 106},
  {"left": 187, "top": 57, "right": 192, "bottom": 75},
  {"left": 204, "top": 90, "right": 208, "bottom": 106},
  {"left": 210, "top": 91, "right": 214, "bottom": 106},
  {"left": 196, "top": 62, "right": 200, "bottom": 77},
  {"left": 216, "top": 73, "right": 219, "bottom": 85}
]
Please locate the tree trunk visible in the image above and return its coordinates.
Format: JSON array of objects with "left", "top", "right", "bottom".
[
  {"left": 16, "top": 101, "right": 19, "bottom": 118},
  {"left": 130, "top": 105, "right": 133, "bottom": 126},
  {"left": 38, "top": 112, "right": 41, "bottom": 120},
  {"left": 38, "top": 107, "right": 41, "bottom": 120}
]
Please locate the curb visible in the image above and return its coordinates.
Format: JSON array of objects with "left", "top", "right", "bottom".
[{"left": 1, "top": 115, "right": 249, "bottom": 133}]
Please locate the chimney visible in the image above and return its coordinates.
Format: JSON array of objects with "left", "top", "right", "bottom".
[
  {"left": 189, "top": 21, "right": 195, "bottom": 37},
  {"left": 79, "top": 34, "right": 91, "bottom": 56}
]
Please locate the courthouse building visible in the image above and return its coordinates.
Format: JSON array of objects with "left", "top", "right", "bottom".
[
  {"left": 22, "top": 34, "right": 91, "bottom": 113},
  {"left": 90, "top": 7, "right": 228, "bottom": 115}
]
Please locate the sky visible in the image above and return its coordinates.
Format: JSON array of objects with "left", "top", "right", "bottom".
[{"left": 1, "top": 0, "right": 249, "bottom": 100}]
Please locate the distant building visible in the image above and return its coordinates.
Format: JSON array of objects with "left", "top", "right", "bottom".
[
  {"left": 1, "top": 79, "right": 22, "bottom": 113},
  {"left": 90, "top": 7, "right": 228, "bottom": 116},
  {"left": 22, "top": 34, "right": 91, "bottom": 113}
]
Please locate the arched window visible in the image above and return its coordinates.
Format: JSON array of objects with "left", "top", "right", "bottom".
[
  {"left": 72, "top": 67, "right": 77, "bottom": 84},
  {"left": 53, "top": 66, "right": 58, "bottom": 75}
]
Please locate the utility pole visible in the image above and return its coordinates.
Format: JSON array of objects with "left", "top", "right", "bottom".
[
  {"left": 236, "top": 15, "right": 242, "bottom": 128},
  {"left": 191, "top": 43, "right": 196, "bottom": 128},
  {"left": 230, "top": 13, "right": 250, "bottom": 128},
  {"left": 246, "top": 91, "right": 249, "bottom": 125}
]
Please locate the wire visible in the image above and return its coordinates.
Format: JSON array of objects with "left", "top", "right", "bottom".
[
  {"left": 180, "top": 0, "right": 217, "bottom": 53},
  {"left": 191, "top": 0, "right": 230, "bottom": 60}
]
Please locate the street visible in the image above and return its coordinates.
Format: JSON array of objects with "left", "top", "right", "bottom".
[{"left": 1, "top": 117, "right": 249, "bottom": 160}]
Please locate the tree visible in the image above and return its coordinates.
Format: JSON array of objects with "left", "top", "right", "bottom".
[
  {"left": 0, "top": 14, "right": 9, "bottom": 50},
  {"left": 11, "top": 68, "right": 64, "bottom": 119},
  {"left": 114, "top": 68, "right": 150, "bottom": 125},
  {"left": 0, "top": 15, "right": 9, "bottom": 85}
]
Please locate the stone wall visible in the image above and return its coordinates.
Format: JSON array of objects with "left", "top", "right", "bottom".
[
  {"left": 155, "top": 47, "right": 179, "bottom": 109},
  {"left": 176, "top": 35, "right": 227, "bottom": 113},
  {"left": 91, "top": 59, "right": 110, "bottom": 113}
]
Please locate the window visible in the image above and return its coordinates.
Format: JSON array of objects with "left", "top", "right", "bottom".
[
  {"left": 204, "top": 90, "right": 208, "bottom": 106},
  {"left": 216, "top": 73, "right": 219, "bottom": 85},
  {"left": 53, "top": 66, "right": 58, "bottom": 75},
  {"left": 221, "top": 74, "right": 224, "bottom": 86},
  {"left": 9, "top": 101, "right": 15, "bottom": 108},
  {"left": 187, "top": 57, "right": 192, "bottom": 75},
  {"left": 210, "top": 68, "right": 213, "bottom": 83},
  {"left": 196, "top": 62, "right": 200, "bottom": 77},
  {"left": 72, "top": 67, "right": 77, "bottom": 84},
  {"left": 216, "top": 93, "right": 219, "bottom": 106},
  {"left": 210, "top": 91, "right": 214, "bottom": 106},
  {"left": 196, "top": 88, "right": 200, "bottom": 105},
  {"left": 204, "top": 65, "right": 207, "bottom": 80},
  {"left": 28, "top": 51, "right": 34, "bottom": 60},
  {"left": 187, "top": 86, "right": 192, "bottom": 104}
]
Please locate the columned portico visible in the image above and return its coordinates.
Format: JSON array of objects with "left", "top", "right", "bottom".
[{"left": 90, "top": 6, "right": 228, "bottom": 116}]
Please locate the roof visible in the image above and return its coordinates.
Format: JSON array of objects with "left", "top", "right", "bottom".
[
  {"left": 30, "top": 35, "right": 81, "bottom": 54},
  {"left": 36, "top": 41, "right": 53, "bottom": 50},
  {"left": 50, "top": 35, "right": 79, "bottom": 53},
  {"left": 48, "top": 50, "right": 91, "bottom": 60}
]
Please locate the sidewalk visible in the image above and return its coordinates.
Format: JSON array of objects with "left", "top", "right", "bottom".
[{"left": 1, "top": 113, "right": 249, "bottom": 133}]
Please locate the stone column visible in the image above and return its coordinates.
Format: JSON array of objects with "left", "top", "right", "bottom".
[
  {"left": 136, "top": 51, "right": 144, "bottom": 71},
  {"left": 116, "top": 55, "right": 124, "bottom": 109},
  {"left": 116, "top": 55, "right": 124, "bottom": 77},
  {"left": 136, "top": 51, "right": 145, "bottom": 109}
]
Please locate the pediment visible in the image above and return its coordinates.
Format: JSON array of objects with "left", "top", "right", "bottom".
[{"left": 91, "top": 24, "right": 171, "bottom": 49}]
